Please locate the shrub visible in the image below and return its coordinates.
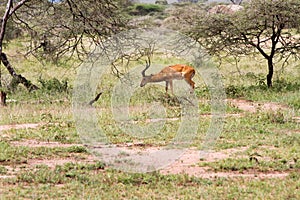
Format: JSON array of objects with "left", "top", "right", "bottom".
[
  {"left": 130, "top": 4, "right": 165, "bottom": 16},
  {"left": 38, "top": 77, "right": 69, "bottom": 93}
]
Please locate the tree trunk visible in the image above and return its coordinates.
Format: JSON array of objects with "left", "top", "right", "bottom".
[
  {"left": 267, "top": 58, "right": 273, "bottom": 87},
  {"left": 0, "top": 52, "right": 39, "bottom": 91},
  {"left": 0, "top": 0, "right": 33, "bottom": 106},
  {"left": 0, "top": 91, "right": 6, "bottom": 106}
]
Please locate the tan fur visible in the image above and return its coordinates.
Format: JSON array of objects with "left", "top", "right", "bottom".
[{"left": 140, "top": 64, "right": 195, "bottom": 94}]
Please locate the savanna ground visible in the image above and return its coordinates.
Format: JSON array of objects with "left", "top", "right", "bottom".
[{"left": 0, "top": 39, "right": 299, "bottom": 199}]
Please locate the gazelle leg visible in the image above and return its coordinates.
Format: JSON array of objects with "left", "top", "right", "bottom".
[
  {"left": 169, "top": 80, "right": 173, "bottom": 95},
  {"left": 165, "top": 81, "right": 169, "bottom": 94},
  {"left": 189, "top": 80, "right": 195, "bottom": 94},
  {"left": 185, "top": 79, "right": 195, "bottom": 94},
  {"left": 190, "top": 80, "right": 195, "bottom": 92}
]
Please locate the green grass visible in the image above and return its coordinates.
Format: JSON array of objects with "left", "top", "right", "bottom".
[
  {"left": 0, "top": 38, "right": 299, "bottom": 199},
  {"left": 199, "top": 156, "right": 299, "bottom": 172},
  {"left": 1, "top": 122, "right": 79, "bottom": 144},
  {"left": 0, "top": 141, "right": 88, "bottom": 165},
  {"left": 224, "top": 80, "right": 300, "bottom": 110},
  {"left": 216, "top": 111, "right": 299, "bottom": 148},
  {"left": 1, "top": 169, "right": 300, "bottom": 199},
  {"left": 127, "top": 3, "right": 166, "bottom": 16}
]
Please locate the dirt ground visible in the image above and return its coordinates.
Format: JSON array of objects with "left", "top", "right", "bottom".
[{"left": 0, "top": 99, "right": 298, "bottom": 179}]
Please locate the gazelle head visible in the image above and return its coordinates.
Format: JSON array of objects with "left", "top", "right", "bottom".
[{"left": 140, "top": 75, "right": 152, "bottom": 87}]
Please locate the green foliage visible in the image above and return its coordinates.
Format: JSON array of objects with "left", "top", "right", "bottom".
[
  {"left": 225, "top": 85, "right": 246, "bottom": 98},
  {"left": 59, "top": 162, "right": 106, "bottom": 171},
  {"left": 175, "top": 0, "right": 300, "bottom": 86},
  {"left": 259, "top": 111, "right": 286, "bottom": 124},
  {"left": 66, "top": 146, "right": 87, "bottom": 153},
  {"left": 225, "top": 79, "right": 300, "bottom": 109},
  {"left": 128, "top": 3, "right": 165, "bottom": 16},
  {"left": 0, "top": 141, "right": 27, "bottom": 164},
  {"left": 270, "top": 79, "right": 300, "bottom": 93},
  {"left": 38, "top": 77, "right": 69, "bottom": 93},
  {"left": 17, "top": 165, "right": 67, "bottom": 184},
  {"left": 0, "top": 31, "right": 299, "bottom": 200}
]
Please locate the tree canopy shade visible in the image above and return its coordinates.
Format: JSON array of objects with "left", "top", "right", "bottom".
[
  {"left": 0, "top": 0, "right": 127, "bottom": 105},
  {"left": 16, "top": 0, "right": 127, "bottom": 60},
  {"left": 0, "top": 0, "right": 127, "bottom": 60},
  {"left": 176, "top": 0, "right": 300, "bottom": 87}
]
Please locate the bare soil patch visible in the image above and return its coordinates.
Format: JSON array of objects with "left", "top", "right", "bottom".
[
  {"left": 0, "top": 122, "right": 62, "bottom": 132},
  {"left": 160, "top": 147, "right": 289, "bottom": 179},
  {"left": 0, "top": 123, "right": 41, "bottom": 131},
  {"left": 1, "top": 155, "right": 97, "bottom": 179},
  {"left": 227, "top": 99, "right": 290, "bottom": 113},
  {"left": 10, "top": 139, "right": 83, "bottom": 148},
  {"left": 0, "top": 98, "right": 296, "bottom": 180},
  {"left": 27, "top": 155, "right": 96, "bottom": 168},
  {"left": 0, "top": 140, "right": 291, "bottom": 180},
  {"left": 228, "top": 99, "right": 300, "bottom": 123}
]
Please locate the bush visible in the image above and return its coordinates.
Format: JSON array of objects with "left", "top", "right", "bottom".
[
  {"left": 130, "top": 4, "right": 165, "bottom": 16},
  {"left": 271, "top": 79, "right": 300, "bottom": 92},
  {"left": 225, "top": 85, "right": 245, "bottom": 98},
  {"left": 38, "top": 77, "right": 69, "bottom": 93}
]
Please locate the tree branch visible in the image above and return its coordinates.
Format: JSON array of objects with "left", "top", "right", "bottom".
[
  {"left": 9, "top": 0, "right": 29, "bottom": 17},
  {"left": 0, "top": 0, "right": 13, "bottom": 53}
]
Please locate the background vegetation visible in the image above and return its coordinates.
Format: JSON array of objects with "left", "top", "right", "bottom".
[{"left": 0, "top": 0, "right": 299, "bottom": 199}]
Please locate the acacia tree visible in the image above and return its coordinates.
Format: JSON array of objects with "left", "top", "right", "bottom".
[
  {"left": 0, "top": 0, "right": 34, "bottom": 106},
  {"left": 176, "top": 0, "right": 300, "bottom": 87},
  {"left": 21, "top": 0, "right": 126, "bottom": 60},
  {"left": 0, "top": 0, "right": 126, "bottom": 106}
]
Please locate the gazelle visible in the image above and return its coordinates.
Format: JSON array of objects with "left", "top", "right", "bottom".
[{"left": 140, "top": 63, "right": 195, "bottom": 94}]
